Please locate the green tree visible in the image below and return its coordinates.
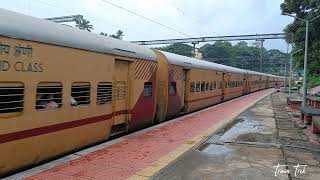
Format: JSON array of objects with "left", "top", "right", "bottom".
[
  {"left": 109, "top": 30, "right": 124, "bottom": 40},
  {"left": 281, "top": 0, "right": 320, "bottom": 87},
  {"left": 100, "top": 30, "right": 124, "bottom": 40},
  {"left": 100, "top": 32, "right": 108, "bottom": 36},
  {"left": 200, "top": 41, "right": 235, "bottom": 66},
  {"left": 157, "top": 43, "right": 193, "bottom": 57},
  {"left": 235, "top": 41, "right": 248, "bottom": 48},
  {"left": 75, "top": 18, "right": 93, "bottom": 32}
]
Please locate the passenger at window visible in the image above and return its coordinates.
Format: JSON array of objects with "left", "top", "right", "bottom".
[
  {"left": 70, "top": 96, "right": 77, "bottom": 106},
  {"left": 45, "top": 94, "right": 58, "bottom": 110},
  {"left": 36, "top": 94, "right": 47, "bottom": 109}
]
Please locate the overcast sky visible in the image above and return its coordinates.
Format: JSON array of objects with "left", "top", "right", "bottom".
[{"left": 2, "top": 0, "right": 293, "bottom": 51}]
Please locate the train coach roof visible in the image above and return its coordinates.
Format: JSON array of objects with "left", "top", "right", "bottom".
[
  {"left": 160, "top": 51, "right": 247, "bottom": 74},
  {"left": 0, "top": 8, "right": 157, "bottom": 61}
]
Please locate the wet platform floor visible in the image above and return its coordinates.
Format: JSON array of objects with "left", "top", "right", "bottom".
[{"left": 154, "top": 93, "right": 320, "bottom": 180}]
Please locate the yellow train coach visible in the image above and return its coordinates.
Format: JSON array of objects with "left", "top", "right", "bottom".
[{"left": 0, "top": 8, "right": 284, "bottom": 176}]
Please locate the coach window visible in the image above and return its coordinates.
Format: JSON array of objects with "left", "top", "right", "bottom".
[
  {"left": 97, "top": 82, "right": 112, "bottom": 105},
  {"left": 0, "top": 82, "right": 24, "bottom": 114},
  {"left": 143, "top": 82, "right": 152, "bottom": 97},
  {"left": 190, "top": 82, "right": 195, "bottom": 93},
  {"left": 209, "top": 82, "right": 213, "bottom": 90},
  {"left": 36, "top": 82, "right": 63, "bottom": 110},
  {"left": 205, "top": 82, "right": 209, "bottom": 91},
  {"left": 71, "top": 82, "right": 90, "bottom": 106},
  {"left": 170, "top": 82, "right": 177, "bottom": 96},
  {"left": 201, "top": 81, "right": 205, "bottom": 92},
  {"left": 196, "top": 82, "right": 200, "bottom": 92}
]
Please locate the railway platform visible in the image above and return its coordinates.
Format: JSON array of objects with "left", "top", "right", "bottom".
[
  {"left": 7, "top": 89, "right": 274, "bottom": 180},
  {"left": 154, "top": 92, "right": 320, "bottom": 180}
]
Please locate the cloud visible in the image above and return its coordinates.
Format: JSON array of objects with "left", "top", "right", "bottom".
[{"left": 1, "top": 0, "right": 292, "bottom": 51}]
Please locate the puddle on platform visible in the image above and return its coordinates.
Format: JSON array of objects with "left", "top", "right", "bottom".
[
  {"left": 198, "top": 143, "right": 233, "bottom": 156},
  {"left": 206, "top": 111, "right": 268, "bottom": 144}
]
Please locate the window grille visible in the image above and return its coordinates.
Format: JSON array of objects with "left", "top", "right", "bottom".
[
  {"left": 114, "top": 81, "right": 126, "bottom": 101},
  {"left": 201, "top": 81, "right": 205, "bottom": 92},
  {"left": 209, "top": 82, "right": 213, "bottom": 90},
  {"left": 97, "top": 82, "right": 112, "bottom": 104},
  {"left": 71, "top": 82, "right": 90, "bottom": 106},
  {"left": 36, "top": 82, "right": 63, "bottom": 110},
  {"left": 205, "top": 82, "right": 209, "bottom": 91},
  {"left": 196, "top": 82, "right": 200, "bottom": 92},
  {"left": 0, "top": 83, "right": 24, "bottom": 114},
  {"left": 190, "top": 82, "right": 195, "bottom": 93},
  {"left": 143, "top": 82, "right": 152, "bottom": 97}
]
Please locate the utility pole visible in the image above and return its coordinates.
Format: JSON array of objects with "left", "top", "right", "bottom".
[
  {"left": 284, "top": 63, "right": 287, "bottom": 90},
  {"left": 289, "top": 48, "right": 302, "bottom": 96},
  {"left": 257, "top": 39, "right": 265, "bottom": 73},
  {"left": 303, "top": 20, "right": 309, "bottom": 107}
]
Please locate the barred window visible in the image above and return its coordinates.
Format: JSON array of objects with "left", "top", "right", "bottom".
[
  {"left": 201, "top": 81, "right": 205, "bottom": 92},
  {"left": 205, "top": 82, "right": 209, "bottom": 91},
  {"left": 190, "top": 82, "right": 195, "bottom": 93},
  {"left": 36, "top": 82, "right": 63, "bottom": 110},
  {"left": 71, "top": 82, "right": 90, "bottom": 106},
  {"left": 196, "top": 82, "right": 200, "bottom": 92},
  {"left": 97, "top": 82, "right": 112, "bottom": 105},
  {"left": 144, "top": 82, "right": 152, "bottom": 97},
  {"left": 170, "top": 82, "right": 177, "bottom": 96},
  {"left": 209, "top": 82, "right": 213, "bottom": 90},
  {"left": 0, "top": 83, "right": 24, "bottom": 114},
  {"left": 114, "top": 81, "right": 126, "bottom": 101}
]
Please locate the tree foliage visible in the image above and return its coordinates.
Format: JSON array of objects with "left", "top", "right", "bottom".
[
  {"left": 200, "top": 41, "right": 288, "bottom": 74},
  {"left": 75, "top": 18, "right": 93, "bottom": 32},
  {"left": 156, "top": 43, "right": 193, "bottom": 57},
  {"left": 281, "top": 0, "right": 320, "bottom": 87},
  {"left": 157, "top": 41, "right": 289, "bottom": 76},
  {"left": 100, "top": 30, "right": 124, "bottom": 40}
]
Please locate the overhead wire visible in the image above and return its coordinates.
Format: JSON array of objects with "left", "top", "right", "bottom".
[
  {"left": 32, "top": 0, "right": 151, "bottom": 38},
  {"left": 100, "top": 0, "right": 192, "bottom": 38}
]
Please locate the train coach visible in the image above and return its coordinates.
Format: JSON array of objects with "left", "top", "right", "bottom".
[{"left": 0, "top": 8, "right": 284, "bottom": 176}]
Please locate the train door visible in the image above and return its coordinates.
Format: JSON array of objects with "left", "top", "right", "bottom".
[
  {"left": 222, "top": 73, "right": 226, "bottom": 101},
  {"left": 259, "top": 76, "right": 262, "bottom": 90},
  {"left": 154, "top": 51, "right": 169, "bottom": 123},
  {"left": 181, "top": 69, "right": 188, "bottom": 112},
  {"left": 243, "top": 74, "right": 248, "bottom": 95},
  {"left": 112, "top": 60, "right": 129, "bottom": 134}
]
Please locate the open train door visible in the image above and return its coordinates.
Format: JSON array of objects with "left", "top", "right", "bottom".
[{"left": 111, "top": 60, "right": 129, "bottom": 135}]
